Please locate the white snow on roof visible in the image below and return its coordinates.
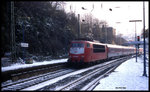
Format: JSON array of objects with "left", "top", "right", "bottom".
[
  {"left": 93, "top": 55, "right": 149, "bottom": 91},
  {"left": 1, "top": 58, "right": 68, "bottom": 72}
]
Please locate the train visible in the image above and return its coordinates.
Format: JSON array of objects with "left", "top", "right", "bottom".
[
  {"left": 139, "top": 48, "right": 143, "bottom": 54},
  {"left": 67, "top": 39, "right": 138, "bottom": 66}
]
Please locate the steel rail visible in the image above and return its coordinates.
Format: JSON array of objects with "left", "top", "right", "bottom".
[
  {"left": 2, "top": 68, "right": 67, "bottom": 88},
  {"left": 2, "top": 68, "right": 75, "bottom": 91},
  {"left": 81, "top": 56, "right": 131, "bottom": 91}
]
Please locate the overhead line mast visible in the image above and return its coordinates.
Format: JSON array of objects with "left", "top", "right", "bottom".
[{"left": 11, "top": 1, "right": 16, "bottom": 62}]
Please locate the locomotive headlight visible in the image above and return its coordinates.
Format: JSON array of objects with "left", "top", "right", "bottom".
[
  {"left": 81, "top": 55, "right": 84, "bottom": 61},
  {"left": 81, "top": 56, "right": 84, "bottom": 59},
  {"left": 69, "top": 55, "right": 72, "bottom": 58},
  {"left": 81, "top": 56, "right": 84, "bottom": 57}
]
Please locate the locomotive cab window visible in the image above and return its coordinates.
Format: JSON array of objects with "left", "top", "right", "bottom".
[
  {"left": 93, "top": 44, "right": 105, "bottom": 53},
  {"left": 71, "top": 43, "right": 84, "bottom": 48}
]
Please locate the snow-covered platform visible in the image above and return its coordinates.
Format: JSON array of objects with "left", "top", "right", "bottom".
[
  {"left": 1, "top": 58, "right": 68, "bottom": 72},
  {"left": 93, "top": 55, "right": 149, "bottom": 91}
]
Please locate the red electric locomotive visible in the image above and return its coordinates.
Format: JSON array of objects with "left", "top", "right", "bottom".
[{"left": 68, "top": 40, "right": 108, "bottom": 65}]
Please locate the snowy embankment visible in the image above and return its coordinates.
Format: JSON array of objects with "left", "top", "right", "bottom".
[
  {"left": 1, "top": 58, "right": 68, "bottom": 72},
  {"left": 93, "top": 55, "right": 149, "bottom": 91}
]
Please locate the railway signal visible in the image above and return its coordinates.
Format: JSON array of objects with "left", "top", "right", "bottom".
[
  {"left": 137, "top": 36, "right": 140, "bottom": 49},
  {"left": 129, "top": 20, "right": 142, "bottom": 63},
  {"left": 137, "top": 36, "right": 140, "bottom": 41}
]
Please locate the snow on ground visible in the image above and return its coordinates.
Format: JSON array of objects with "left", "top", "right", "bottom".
[
  {"left": 93, "top": 55, "right": 149, "bottom": 91},
  {"left": 1, "top": 58, "right": 68, "bottom": 72},
  {"left": 22, "top": 67, "right": 91, "bottom": 91},
  {"left": 1, "top": 54, "right": 149, "bottom": 91}
]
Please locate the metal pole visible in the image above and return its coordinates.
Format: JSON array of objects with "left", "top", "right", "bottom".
[
  {"left": 78, "top": 14, "right": 81, "bottom": 39},
  {"left": 22, "top": 22, "right": 25, "bottom": 62},
  {"left": 105, "top": 23, "right": 108, "bottom": 43},
  {"left": 135, "top": 22, "right": 137, "bottom": 62},
  {"left": 129, "top": 20, "right": 142, "bottom": 62},
  {"left": 11, "top": 1, "right": 16, "bottom": 62},
  {"left": 143, "top": 1, "right": 147, "bottom": 77},
  {"left": 11, "top": 1, "right": 14, "bottom": 62},
  {"left": 13, "top": 2, "right": 16, "bottom": 62}
]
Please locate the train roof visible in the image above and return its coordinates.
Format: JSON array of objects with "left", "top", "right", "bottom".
[
  {"left": 71, "top": 40, "right": 135, "bottom": 49},
  {"left": 105, "top": 44, "right": 124, "bottom": 48},
  {"left": 105, "top": 43, "right": 135, "bottom": 49},
  {"left": 71, "top": 40, "right": 106, "bottom": 45}
]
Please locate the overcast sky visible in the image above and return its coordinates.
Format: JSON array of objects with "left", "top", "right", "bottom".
[{"left": 64, "top": 1, "right": 149, "bottom": 41}]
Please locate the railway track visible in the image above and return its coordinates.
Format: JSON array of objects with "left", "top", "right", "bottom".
[
  {"left": 58, "top": 56, "right": 130, "bottom": 91},
  {"left": 81, "top": 55, "right": 135, "bottom": 91},
  {"left": 38, "top": 56, "right": 132, "bottom": 91},
  {"left": 1, "top": 68, "right": 75, "bottom": 91},
  {"left": 2, "top": 55, "right": 133, "bottom": 91}
]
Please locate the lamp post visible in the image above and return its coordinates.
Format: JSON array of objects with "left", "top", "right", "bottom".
[
  {"left": 115, "top": 22, "right": 121, "bottom": 45},
  {"left": 77, "top": 6, "right": 90, "bottom": 39},
  {"left": 77, "top": 14, "right": 81, "bottom": 39},
  {"left": 129, "top": 20, "right": 142, "bottom": 62},
  {"left": 142, "top": 1, "right": 147, "bottom": 77},
  {"left": 109, "top": 7, "right": 120, "bottom": 44},
  {"left": 11, "top": 1, "right": 16, "bottom": 62},
  {"left": 81, "top": 4, "right": 94, "bottom": 39}
]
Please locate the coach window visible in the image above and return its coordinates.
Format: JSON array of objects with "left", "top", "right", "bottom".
[{"left": 87, "top": 43, "right": 90, "bottom": 48}]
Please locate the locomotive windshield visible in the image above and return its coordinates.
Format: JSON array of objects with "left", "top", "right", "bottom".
[{"left": 71, "top": 43, "right": 84, "bottom": 48}]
